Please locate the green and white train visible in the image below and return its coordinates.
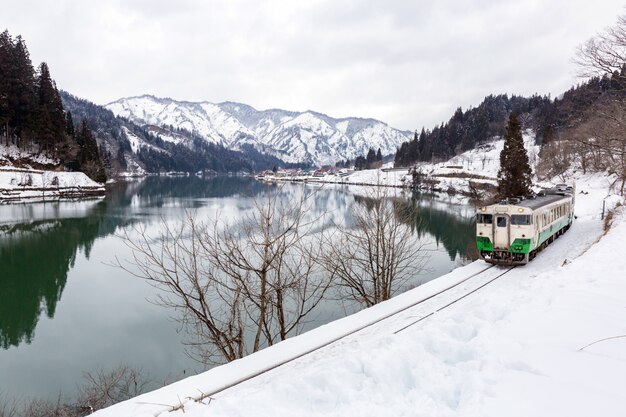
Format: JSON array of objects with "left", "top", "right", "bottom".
[{"left": 476, "top": 185, "right": 575, "bottom": 265}]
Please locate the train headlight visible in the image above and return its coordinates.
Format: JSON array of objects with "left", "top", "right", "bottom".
[
  {"left": 518, "top": 208, "right": 524, "bottom": 213},
  {"left": 480, "top": 207, "right": 486, "bottom": 212}
]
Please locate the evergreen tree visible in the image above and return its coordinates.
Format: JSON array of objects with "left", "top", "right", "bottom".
[
  {"left": 0, "top": 30, "right": 11, "bottom": 140},
  {"left": 6, "top": 35, "right": 37, "bottom": 145},
  {"left": 76, "top": 117, "right": 106, "bottom": 182},
  {"left": 376, "top": 148, "right": 382, "bottom": 162},
  {"left": 366, "top": 147, "right": 376, "bottom": 165},
  {"left": 497, "top": 112, "right": 533, "bottom": 198},
  {"left": 36, "top": 62, "right": 66, "bottom": 153},
  {"left": 65, "top": 111, "right": 75, "bottom": 136}
]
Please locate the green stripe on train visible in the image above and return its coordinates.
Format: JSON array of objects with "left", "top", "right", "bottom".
[
  {"left": 537, "top": 217, "right": 571, "bottom": 247},
  {"left": 476, "top": 236, "right": 493, "bottom": 251},
  {"left": 509, "top": 238, "right": 531, "bottom": 253}
]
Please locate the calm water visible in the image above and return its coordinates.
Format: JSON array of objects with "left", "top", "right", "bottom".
[{"left": 0, "top": 176, "right": 476, "bottom": 402}]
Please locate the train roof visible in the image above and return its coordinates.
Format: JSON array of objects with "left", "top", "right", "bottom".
[{"left": 489, "top": 187, "right": 574, "bottom": 211}]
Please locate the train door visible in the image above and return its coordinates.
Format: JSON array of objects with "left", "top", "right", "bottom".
[{"left": 493, "top": 214, "right": 510, "bottom": 249}]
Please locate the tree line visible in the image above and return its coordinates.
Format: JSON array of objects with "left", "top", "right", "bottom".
[
  {"left": 394, "top": 94, "right": 553, "bottom": 167},
  {"left": 0, "top": 30, "right": 106, "bottom": 182},
  {"left": 336, "top": 147, "right": 383, "bottom": 170}
]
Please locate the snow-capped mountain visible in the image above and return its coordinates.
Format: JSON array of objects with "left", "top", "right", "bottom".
[{"left": 106, "top": 95, "right": 410, "bottom": 166}]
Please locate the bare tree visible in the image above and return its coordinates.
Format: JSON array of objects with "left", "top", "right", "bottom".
[
  {"left": 573, "top": 12, "right": 626, "bottom": 194},
  {"left": 0, "top": 394, "right": 19, "bottom": 417},
  {"left": 3, "top": 365, "right": 150, "bottom": 417},
  {"left": 77, "top": 365, "right": 150, "bottom": 412},
  {"left": 319, "top": 188, "right": 429, "bottom": 308},
  {"left": 570, "top": 99, "right": 626, "bottom": 192},
  {"left": 536, "top": 132, "right": 572, "bottom": 181},
  {"left": 575, "top": 14, "right": 626, "bottom": 81},
  {"left": 115, "top": 186, "right": 331, "bottom": 365}
]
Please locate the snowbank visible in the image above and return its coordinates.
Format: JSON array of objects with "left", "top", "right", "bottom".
[
  {"left": 0, "top": 166, "right": 105, "bottom": 202},
  {"left": 93, "top": 173, "right": 626, "bottom": 417}
]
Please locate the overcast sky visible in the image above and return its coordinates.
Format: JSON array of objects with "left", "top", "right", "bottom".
[{"left": 2, "top": 0, "right": 625, "bottom": 130}]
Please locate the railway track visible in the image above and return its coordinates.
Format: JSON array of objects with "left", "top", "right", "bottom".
[
  {"left": 393, "top": 265, "right": 516, "bottom": 334},
  {"left": 150, "top": 263, "right": 512, "bottom": 415}
]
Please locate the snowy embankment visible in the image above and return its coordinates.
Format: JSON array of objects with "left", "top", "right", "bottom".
[
  {"left": 95, "top": 172, "right": 625, "bottom": 417},
  {"left": 0, "top": 167, "right": 105, "bottom": 201},
  {"left": 0, "top": 145, "right": 105, "bottom": 202}
]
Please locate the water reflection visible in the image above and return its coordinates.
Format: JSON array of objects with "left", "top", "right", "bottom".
[
  {"left": 0, "top": 176, "right": 267, "bottom": 350},
  {"left": 0, "top": 205, "right": 105, "bottom": 349},
  {"left": 398, "top": 192, "right": 478, "bottom": 261},
  {"left": 0, "top": 177, "right": 476, "bottom": 401}
]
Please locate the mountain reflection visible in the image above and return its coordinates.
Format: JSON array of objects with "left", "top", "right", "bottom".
[
  {"left": 0, "top": 177, "right": 474, "bottom": 350},
  {"left": 0, "top": 176, "right": 267, "bottom": 349},
  {"left": 0, "top": 205, "right": 109, "bottom": 349}
]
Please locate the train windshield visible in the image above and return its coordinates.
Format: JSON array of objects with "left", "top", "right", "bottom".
[
  {"left": 476, "top": 214, "right": 493, "bottom": 224},
  {"left": 511, "top": 214, "right": 532, "bottom": 225}
]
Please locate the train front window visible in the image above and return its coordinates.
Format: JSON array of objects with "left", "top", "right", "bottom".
[
  {"left": 511, "top": 214, "right": 531, "bottom": 225},
  {"left": 477, "top": 214, "right": 493, "bottom": 224},
  {"left": 496, "top": 216, "right": 507, "bottom": 227}
]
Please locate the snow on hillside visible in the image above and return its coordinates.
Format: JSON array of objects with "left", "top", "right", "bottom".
[
  {"left": 123, "top": 126, "right": 168, "bottom": 155},
  {"left": 0, "top": 144, "right": 106, "bottom": 201},
  {"left": 106, "top": 95, "right": 411, "bottom": 166},
  {"left": 0, "top": 143, "right": 59, "bottom": 168},
  {"left": 93, "top": 172, "right": 625, "bottom": 417}
]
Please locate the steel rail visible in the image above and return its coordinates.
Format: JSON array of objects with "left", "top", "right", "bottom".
[
  {"left": 158, "top": 263, "right": 499, "bottom": 414},
  {"left": 393, "top": 265, "right": 516, "bottom": 334}
]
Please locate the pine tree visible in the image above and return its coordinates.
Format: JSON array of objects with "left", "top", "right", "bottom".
[
  {"left": 76, "top": 117, "right": 106, "bottom": 182},
  {"left": 65, "top": 111, "right": 75, "bottom": 136},
  {"left": 497, "top": 112, "right": 533, "bottom": 198},
  {"left": 7, "top": 35, "right": 37, "bottom": 145},
  {"left": 0, "top": 30, "right": 12, "bottom": 141},
  {"left": 36, "top": 62, "right": 66, "bottom": 154},
  {"left": 366, "top": 148, "right": 375, "bottom": 166}
]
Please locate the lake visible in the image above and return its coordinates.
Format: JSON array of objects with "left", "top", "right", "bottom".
[{"left": 0, "top": 176, "right": 477, "bottom": 402}]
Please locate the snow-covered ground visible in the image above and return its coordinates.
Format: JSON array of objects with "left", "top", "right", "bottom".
[
  {"left": 93, "top": 171, "right": 625, "bottom": 417},
  {"left": 0, "top": 144, "right": 106, "bottom": 201},
  {"left": 0, "top": 166, "right": 105, "bottom": 202}
]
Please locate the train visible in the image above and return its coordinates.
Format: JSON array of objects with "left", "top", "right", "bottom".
[{"left": 476, "top": 185, "right": 575, "bottom": 265}]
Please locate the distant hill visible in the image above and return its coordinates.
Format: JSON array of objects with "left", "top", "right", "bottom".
[
  {"left": 106, "top": 95, "right": 411, "bottom": 167},
  {"left": 61, "top": 92, "right": 295, "bottom": 175}
]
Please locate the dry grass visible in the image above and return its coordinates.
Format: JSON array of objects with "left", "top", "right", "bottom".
[{"left": 603, "top": 202, "right": 623, "bottom": 234}]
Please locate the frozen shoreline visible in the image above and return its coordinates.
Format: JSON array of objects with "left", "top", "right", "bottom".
[{"left": 0, "top": 166, "right": 105, "bottom": 203}]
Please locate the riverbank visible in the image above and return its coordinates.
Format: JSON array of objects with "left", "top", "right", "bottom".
[{"left": 0, "top": 166, "right": 105, "bottom": 202}]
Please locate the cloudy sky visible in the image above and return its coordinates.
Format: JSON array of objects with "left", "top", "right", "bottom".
[{"left": 2, "top": 0, "right": 625, "bottom": 130}]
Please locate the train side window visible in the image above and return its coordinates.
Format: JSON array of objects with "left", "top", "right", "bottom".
[
  {"left": 477, "top": 214, "right": 493, "bottom": 224},
  {"left": 511, "top": 214, "right": 531, "bottom": 225},
  {"left": 496, "top": 216, "right": 507, "bottom": 227}
]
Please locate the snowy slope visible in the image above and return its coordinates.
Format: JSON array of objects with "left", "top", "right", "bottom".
[
  {"left": 106, "top": 95, "right": 410, "bottom": 166},
  {"left": 93, "top": 172, "right": 626, "bottom": 417}
]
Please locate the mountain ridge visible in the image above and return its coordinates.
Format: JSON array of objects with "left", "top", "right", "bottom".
[{"left": 105, "top": 95, "right": 410, "bottom": 166}]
